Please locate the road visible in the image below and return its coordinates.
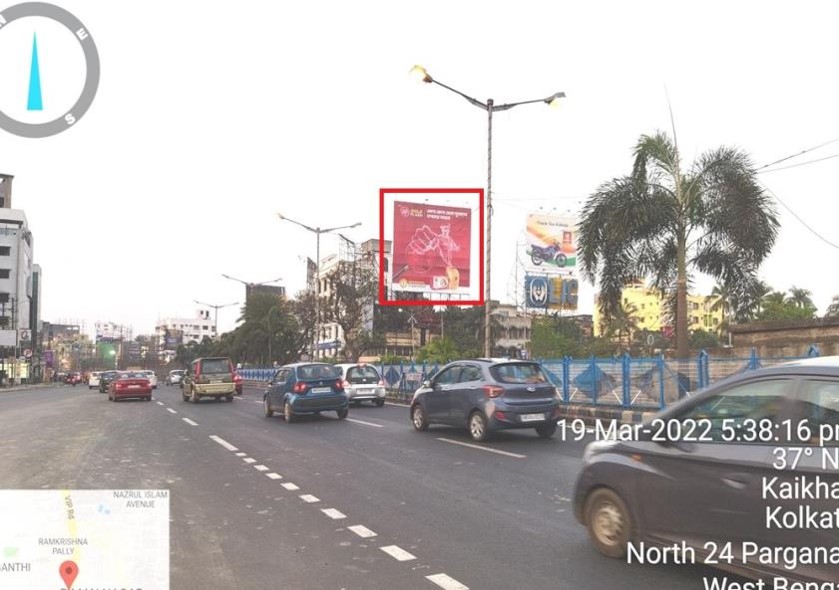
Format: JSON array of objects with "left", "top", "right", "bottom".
[{"left": 0, "top": 384, "right": 730, "bottom": 589}]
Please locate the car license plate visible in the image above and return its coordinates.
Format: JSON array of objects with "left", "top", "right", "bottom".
[
  {"left": 520, "top": 413, "right": 544, "bottom": 422},
  {"left": 129, "top": 385, "right": 140, "bottom": 389},
  {"left": 311, "top": 387, "right": 332, "bottom": 394}
]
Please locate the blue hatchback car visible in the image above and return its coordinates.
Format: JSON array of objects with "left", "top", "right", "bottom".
[
  {"left": 410, "top": 359, "right": 562, "bottom": 441},
  {"left": 264, "top": 362, "right": 349, "bottom": 422}
]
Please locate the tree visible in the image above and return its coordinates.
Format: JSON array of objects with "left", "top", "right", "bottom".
[
  {"left": 689, "top": 329, "right": 720, "bottom": 350},
  {"left": 579, "top": 131, "right": 780, "bottom": 358},
  {"left": 605, "top": 301, "right": 640, "bottom": 349},
  {"left": 826, "top": 295, "right": 839, "bottom": 319},
  {"left": 757, "top": 288, "right": 816, "bottom": 322},
  {"left": 417, "top": 336, "right": 459, "bottom": 363},
  {"left": 322, "top": 257, "right": 378, "bottom": 361},
  {"left": 787, "top": 286, "right": 815, "bottom": 310}
]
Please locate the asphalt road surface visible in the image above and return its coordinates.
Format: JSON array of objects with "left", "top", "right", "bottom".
[{"left": 0, "top": 384, "right": 730, "bottom": 589}]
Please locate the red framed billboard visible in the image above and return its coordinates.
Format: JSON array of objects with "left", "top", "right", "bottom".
[{"left": 379, "top": 188, "right": 484, "bottom": 306}]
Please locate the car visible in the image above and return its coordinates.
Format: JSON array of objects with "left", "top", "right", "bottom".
[
  {"left": 166, "top": 369, "right": 184, "bottom": 386},
  {"left": 88, "top": 371, "right": 102, "bottom": 389},
  {"left": 108, "top": 371, "right": 152, "bottom": 402},
  {"left": 98, "top": 370, "right": 120, "bottom": 393},
  {"left": 139, "top": 370, "right": 158, "bottom": 389},
  {"left": 335, "top": 363, "right": 386, "bottom": 407},
  {"left": 410, "top": 359, "right": 562, "bottom": 442},
  {"left": 181, "top": 357, "right": 236, "bottom": 403},
  {"left": 572, "top": 356, "right": 839, "bottom": 584},
  {"left": 263, "top": 362, "right": 348, "bottom": 422},
  {"left": 64, "top": 372, "right": 83, "bottom": 386}
]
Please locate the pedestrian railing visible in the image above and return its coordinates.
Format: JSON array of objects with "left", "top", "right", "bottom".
[{"left": 238, "top": 345, "right": 821, "bottom": 410}]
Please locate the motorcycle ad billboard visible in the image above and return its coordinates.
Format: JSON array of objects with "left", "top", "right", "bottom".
[
  {"left": 525, "top": 213, "right": 577, "bottom": 274},
  {"left": 391, "top": 201, "right": 471, "bottom": 295}
]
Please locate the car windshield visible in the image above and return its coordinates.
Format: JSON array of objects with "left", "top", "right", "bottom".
[
  {"left": 200, "top": 359, "right": 231, "bottom": 374},
  {"left": 345, "top": 366, "right": 380, "bottom": 382},
  {"left": 490, "top": 363, "right": 548, "bottom": 384},
  {"left": 170, "top": 370, "right": 184, "bottom": 376},
  {"left": 102, "top": 371, "right": 118, "bottom": 378},
  {"left": 297, "top": 364, "right": 340, "bottom": 380}
]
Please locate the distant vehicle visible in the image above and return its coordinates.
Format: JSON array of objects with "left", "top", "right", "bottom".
[
  {"left": 98, "top": 370, "right": 120, "bottom": 393},
  {"left": 263, "top": 362, "right": 348, "bottom": 422},
  {"left": 64, "top": 372, "right": 83, "bottom": 386},
  {"left": 181, "top": 357, "right": 236, "bottom": 403},
  {"left": 88, "top": 371, "right": 102, "bottom": 389},
  {"left": 573, "top": 356, "right": 839, "bottom": 583},
  {"left": 139, "top": 370, "right": 157, "bottom": 389},
  {"left": 335, "top": 363, "right": 386, "bottom": 407},
  {"left": 166, "top": 370, "right": 184, "bottom": 386},
  {"left": 410, "top": 359, "right": 562, "bottom": 442},
  {"left": 108, "top": 371, "right": 152, "bottom": 402},
  {"left": 233, "top": 371, "right": 243, "bottom": 396}
]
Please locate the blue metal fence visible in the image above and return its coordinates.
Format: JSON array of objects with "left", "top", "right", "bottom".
[{"left": 239, "top": 346, "right": 822, "bottom": 409}]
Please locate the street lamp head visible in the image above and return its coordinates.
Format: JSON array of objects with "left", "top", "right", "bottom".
[
  {"left": 409, "top": 65, "right": 433, "bottom": 84},
  {"left": 545, "top": 91, "right": 566, "bottom": 109}
]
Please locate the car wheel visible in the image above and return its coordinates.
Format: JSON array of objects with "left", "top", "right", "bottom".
[
  {"left": 225, "top": 395, "right": 233, "bottom": 402},
  {"left": 145, "top": 396, "right": 152, "bottom": 401},
  {"left": 585, "top": 488, "right": 632, "bottom": 558},
  {"left": 284, "top": 401, "right": 296, "bottom": 423},
  {"left": 190, "top": 387, "right": 199, "bottom": 403},
  {"left": 535, "top": 422, "right": 557, "bottom": 438},
  {"left": 352, "top": 400, "right": 361, "bottom": 407},
  {"left": 411, "top": 405, "right": 428, "bottom": 432},
  {"left": 468, "top": 411, "right": 489, "bottom": 442},
  {"left": 264, "top": 397, "right": 274, "bottom": 417},
  {"left": 375, "top": 399, "right": 385, "bottom": 408},
  {"left": 337, "top": 407, "right": 348, "bottom": 419}
]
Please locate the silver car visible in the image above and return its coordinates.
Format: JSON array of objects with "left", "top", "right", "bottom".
[{"left": 335, "top": 364, "right": 386, "bottom": 407}]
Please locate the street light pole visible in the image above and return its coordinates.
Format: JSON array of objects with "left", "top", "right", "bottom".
[
  {"left": 410, "top": 65, "right": 565, "bottom": 358},
  {"left": 276, "top": 213, "right": 361, "bottom": 360},
  {"left": 194, "top": 300, "right": 239, "bottom": 340}
]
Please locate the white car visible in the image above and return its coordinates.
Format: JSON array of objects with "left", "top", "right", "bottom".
[
  {"left": 140, "top": 370, "right": 158, "bottom": 389},
  {"left": 335, "top": 363, "right": 386, "bottom": 407},
  {"left": 88, "top": 371, "right": 102, "bottom": 389},
  {"left": 166, "top": 370, "right": 184, "bottom": 386}
]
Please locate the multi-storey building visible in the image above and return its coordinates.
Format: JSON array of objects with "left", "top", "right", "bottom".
[{"left": 155, "top": 310, "right": 216, "bottom": 348}]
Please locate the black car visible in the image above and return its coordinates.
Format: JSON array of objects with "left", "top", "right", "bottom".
[
  {"left": 410, "top": 359, "right": 562, "bottom": 442},
  {"left": 573, "top": 356, "right": 839, "bottom": 583},
  {"left": 98, "top": 370, "right": 120, "bottom": 393}
]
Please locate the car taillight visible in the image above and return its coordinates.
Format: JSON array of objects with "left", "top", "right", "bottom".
[
  {"left": 116, "top": 382, "right": 126, "bottom": 390},
  {"left": 377, "top": 380, "right": 385, "bottom": 386},
  {"left": 293, "top": 382, "right": 307, "bottom": 394},
  {"left": 495, "top": 410, "right": 508, "bottom": 421},
  {"left": 483, "top": 385, "right": 504, "bottom": 399},
  {"left": 233, "top": 373, "right": 242, "bottom": 384},
  {"left": 336, "top": 380, "right": 345, "bottom": 390}
]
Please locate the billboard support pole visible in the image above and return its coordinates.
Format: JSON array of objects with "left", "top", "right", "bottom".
[{"left": 484, "top": 99, "right": 493, "bottom": 358}]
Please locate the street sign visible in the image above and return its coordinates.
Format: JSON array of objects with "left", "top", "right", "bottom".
[
  {"left": 23, "top": 348, "right": 32, "bottom": 358},
  {"left": 18, "top": 329, "right": 31, "bottom": 341}
]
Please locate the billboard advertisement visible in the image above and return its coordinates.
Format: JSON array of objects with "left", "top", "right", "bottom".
[
  {"left": 524, "top": 275, "right": 579, "bottom": 311},
  {"left": 391, "top": 201, "right": 471, "bottom": 295},
  {"left": 525, "top": 213, "right": 577, "bottom": 274}
]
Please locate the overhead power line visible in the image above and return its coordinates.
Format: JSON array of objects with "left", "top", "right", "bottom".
[
  {"left": 759, "top": 181, "right": 839, "bottom": 251},
  {"left": 756, "top": 137, "right": 839, "bottom": 171},
  {"left": 759, "top": 152, "right": 839, "bottom": 174}
]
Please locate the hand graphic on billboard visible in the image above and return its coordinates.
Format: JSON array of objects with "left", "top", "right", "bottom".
[{"left": 407, "top": 225, "right": 461, "bottom": 267}]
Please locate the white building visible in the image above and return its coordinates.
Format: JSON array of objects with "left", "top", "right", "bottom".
[
  {"left": 95, "top": 321, "right": 133, "bottom": 342},
  {"left": 155, "top": 310, "right": 216, "bottom": 348},
  {"left": 0, "top": 207, "right": 35, "bottom": 349}
]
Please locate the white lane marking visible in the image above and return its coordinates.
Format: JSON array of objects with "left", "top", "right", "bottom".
[
  {"left": 266, "top": 473, "right": 282, "bottom": 480},
  {"left": 235, "top": 452, "right": 247, "bottom": 457},
  {"left": 426, "top": 574, "right": 470, "bottom": 590},
  {"left": 209, "top": 435, "right": 239, "bottom": 452},
  {"left": 321, "top": 508, "right": 346, "bottom": 519},
  {"left": 243, "top": 457, "right": 257, "bottom": 464},
  {"left": 156, "top": 401, "right": 164, "bottom": 406},
  {"left": 281, "top": 482, "right": 299, "bottom": 491},
  {"left": 182, "top": 418, "right": 198, "bottom": 426},
  {"left": 436, "top": 438, "right": 526, "bottom": 459},
  {"left": 166, "top": 408, "right": 177, "bottom": 414},
  {"left": 380, "top": 545, "right": 416, "bottom": 561},
  {"left": 254, "top": 465, "right": 269, "bottom": 471},
  {"left": 348, "top": 525, "right": 377, "bottom": 538},
  {"left": 346, "top": 418, "right": 384, "bottom": 428},
  {"left": 299, "top": 494, "right": 320, "bottom": 503}
]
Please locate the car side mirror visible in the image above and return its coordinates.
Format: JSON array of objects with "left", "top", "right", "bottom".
[{"left": 422, "top": 379, "right": 432, "bottom": 388}]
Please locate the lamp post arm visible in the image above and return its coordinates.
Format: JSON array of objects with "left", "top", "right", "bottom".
[{"left": 430, "top": 79, "right": 488, "bottom": 111}]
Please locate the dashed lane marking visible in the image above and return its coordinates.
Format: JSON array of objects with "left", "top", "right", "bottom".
[
  {"left": 166, "top": 408, "right": 177, "bottom": 414},
  {"left": 266, "top": 473, "right": 282, "bottom": 480},
  {"left": 321, "top": 508, "right": 346, "bottom": 519},
  {"left": 348, "top": 525, "right": 377, "bottom": 538},
  {"left": 426, "top": 573, "right": 470, "bottom": 590},
  {"left": 182, "top": 418, "right": 198, "bottom": 426},
  {"left": 346, "top": 418, "right": 384, "bottom": 428},
  {"left": 281, "top": 483, "right": 299, "bottom": 491},
  {"left": 254, "top": 465, "right": 269, "bottom": 471},
  {"left": 380, "top": 545, "right": 416, "bottom": 562},
  {"left": 209, "top": 435, "right": 239, "bottom": 452},
  {"left": 235, "top": 452, "right": 247, "bottom": 457},
  {"left": 156, "top": 401, "right": 164, "bottom": 406},
  {"left": 299, "top": 494, "right": 320, "bottom": 503},
  {"left": 243, "top": 458, "right": 257, "bottom": 464},
  {"left": 436, "top": 438, "right": 526, "bottom": 459}
]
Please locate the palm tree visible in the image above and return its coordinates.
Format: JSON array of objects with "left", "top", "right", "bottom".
[
  {"left": 787, "top": 286, "right": 814, "bottom": 309},
  {"left": 710, "top": 283, "right": 732, "bottom": 338},
  {"left": 579, "top": 131, "right": 780, "bottom": 357},
  {"left": 826, "top": 295, "right": 839, "bottom": 319},
  {"left": 607, "top": 301, "right": 640, "bottom": 348}
]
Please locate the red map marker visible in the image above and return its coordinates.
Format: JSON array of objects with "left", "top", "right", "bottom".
[{"left": 59, "top": 561, "right": 79, "bottom": 590}]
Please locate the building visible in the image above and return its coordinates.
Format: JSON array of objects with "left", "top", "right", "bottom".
[
  {"left": 155, "top": 310, "right": 216, "bottom": 349},
  {"left": 95, "top": 321, "right": 133, "bottom": 343},
  {"left": 592, "top": 282, "right": 723, "bottom": 337},
  {"left": 492, "top": 304, "right": 532, "bottom": 358}
]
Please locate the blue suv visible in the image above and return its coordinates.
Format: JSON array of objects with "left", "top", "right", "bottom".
[
  {"left": 264, "top": 363, "right": 349, "bottom": 422},
  {"left": 410, "top": 359, "right": 562, "bottom": 441}
]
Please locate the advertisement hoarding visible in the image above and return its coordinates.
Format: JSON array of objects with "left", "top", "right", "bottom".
[
  {"left": 524, "top": 275, "right": 579, "bottom": 311},
  {"left": 525, "top": 213, "right": 577, "bottom": 274},
  {"left": 391, "top": 201, "right": 471, "bottom": 295}
]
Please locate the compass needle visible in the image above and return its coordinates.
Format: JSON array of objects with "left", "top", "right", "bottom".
[{"left": 27, "top": 32, "right": 42, "bottom": 111}]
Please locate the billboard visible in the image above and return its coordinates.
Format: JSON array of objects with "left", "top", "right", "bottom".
[
  {"left": 524, "top": 275, "right": 579, "bottom": 311},
  {"left": 525, "top": 213, "right": 577, "bottom": 274},
  {"left": 391, "top": 201, "right": 471, "bottom": 295}
]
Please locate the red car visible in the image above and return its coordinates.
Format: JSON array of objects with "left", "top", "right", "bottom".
[
  {"left": 64, "top": 372, "right": 83, "bottom": 386},
  {"left": 108, "top": 372, "right": 152, "bottom": 402}
]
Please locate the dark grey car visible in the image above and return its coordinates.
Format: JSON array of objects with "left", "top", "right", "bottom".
[
  {"left": 573, "top": 357, "right": 839, "bottom": 583},
  {"left": 410, "top": 359, "right": 562, "bottom": 442}
]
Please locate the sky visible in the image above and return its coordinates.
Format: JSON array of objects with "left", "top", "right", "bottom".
[{"left": 1, "top": 0, "right": 838, "bottom": 337}]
